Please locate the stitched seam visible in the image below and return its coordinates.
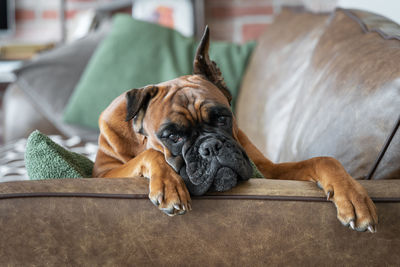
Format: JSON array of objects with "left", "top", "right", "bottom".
[
  {"left": 365, "top": 115, "right": 400, "bottom": 180},
  {"left": 341, "top": 8, "right": 400, "bottom": 41},
  {"left": 0, "top": 192, "right": 399, "bottom": 202}
]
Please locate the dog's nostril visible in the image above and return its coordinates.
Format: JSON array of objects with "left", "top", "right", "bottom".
[{"left": 199, "top": 139, "right": 223, "bottom": 157}]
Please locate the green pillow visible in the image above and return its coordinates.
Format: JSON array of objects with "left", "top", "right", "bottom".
[
  {"left": 62, "top": 14, "right": 255, "bottom": 129},
  {"left": 25, "top": 130, "right": 94, "bottom": 180}
]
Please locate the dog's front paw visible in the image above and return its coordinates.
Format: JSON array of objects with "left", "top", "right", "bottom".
[
  {"left": 148, "top": 171, "right": 192, "bottom": 216},
  {"left": 322, "top": 178, "right": 378, "bottom": 232}
]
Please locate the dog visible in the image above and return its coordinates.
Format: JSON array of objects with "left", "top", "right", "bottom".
[{"left": 92, "top": 26, "right": 378, "bottom": 232}]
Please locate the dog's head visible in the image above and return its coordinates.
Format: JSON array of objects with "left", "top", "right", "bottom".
[{"left": 125, "top": 27, "right": 253, "bottom": 195}]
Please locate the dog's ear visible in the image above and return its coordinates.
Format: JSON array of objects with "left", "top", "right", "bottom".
[
  {"left": 125, "top": 85, "right": 158, "bottom": 134},
  {"left": 193, "top": 26, "right": 232, "bottom": 105}
]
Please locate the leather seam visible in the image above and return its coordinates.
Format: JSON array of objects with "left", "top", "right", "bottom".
[
  {"left": 0, "top": 192, "right": 399, "bottom": 202},
  {"left": 341, "top": 8, "right": 400, "bottom": 41},
  {"left": 365, "top": 115, "right": 400, "bottom": 180}
]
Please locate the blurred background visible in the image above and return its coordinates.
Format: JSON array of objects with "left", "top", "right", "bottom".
[
  {"left": 0, "top": 0, "right": 398, "bottom": 47},
  {"left": 1, "top": 0, "right": 399, "bottom": 92}
]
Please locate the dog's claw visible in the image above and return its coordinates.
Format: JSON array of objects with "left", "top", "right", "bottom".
[
  {"left": 157, "top": 195, "right": 163, "bottom": 205},
  {"left": 173, "top": 204, "right": 181, "bottom": 210},
  {"left": 327, "top": 191, "right": 333, "bottom": 201},
  {"left": 150, "top": 198, "right": 158, "bottom": 206},
  {"left": 177, "top": 209, "right": 186, "bottom": 215},
  {"left": 316, "top": 182, "right": 323, "bottom": 189},
  {"left": 368, "top": 225, "right": 376, "bottom": 233},
  {"left": 349, "top": 220, "right": 355, "bottom": 230}
]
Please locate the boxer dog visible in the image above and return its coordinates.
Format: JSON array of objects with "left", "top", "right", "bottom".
[{"left": 93, "top": 26, "right": 377, "bottom": 232}]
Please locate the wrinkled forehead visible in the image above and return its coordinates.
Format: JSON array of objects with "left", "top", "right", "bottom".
[
  {"left": 148, "top": 75, "right": 231, "bottom": 129},
  {"left": 158, "top": 75, "right": 229, "bottom": 103}
]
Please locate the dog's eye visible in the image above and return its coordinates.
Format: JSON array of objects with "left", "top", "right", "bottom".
[{"left": 169, "top": 134, "right": 182, "bottom": 143}]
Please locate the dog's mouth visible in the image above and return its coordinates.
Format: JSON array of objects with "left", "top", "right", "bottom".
[{"left": 179, "top": 136, "right": 253, "bottom": 196}]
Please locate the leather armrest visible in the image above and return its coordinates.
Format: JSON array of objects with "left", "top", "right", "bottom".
[{"left": 1, "top": 178, "right": 399, "bottom": 265}]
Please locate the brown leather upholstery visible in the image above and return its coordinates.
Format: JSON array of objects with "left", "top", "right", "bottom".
[
  {"left": 237, "top": 9, "right": 330, "bottom": 162},
  {"left": 237, "top": 8, "right": 400, "bottom": 180},
  {"left": 1, "top": 178, "right": 399, "bottom": 265}
]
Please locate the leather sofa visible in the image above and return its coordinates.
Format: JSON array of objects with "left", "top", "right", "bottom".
[{"left": 1, "top": 8, "right": 399, "bottom": 265}]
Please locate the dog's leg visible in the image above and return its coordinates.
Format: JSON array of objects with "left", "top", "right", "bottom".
[
  {"left": 237, "top": 129, "right": 378, "bottom": 232},
  {"left": 97, "top": 149, "right": 191, "bottom": 216}
]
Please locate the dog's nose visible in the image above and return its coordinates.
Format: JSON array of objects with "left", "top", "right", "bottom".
[{"left": 199, "top": 139, "right": 223, "bottom": 157}]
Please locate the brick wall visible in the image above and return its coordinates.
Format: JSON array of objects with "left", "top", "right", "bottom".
[
  {"left": 5, "top": 0, "right": 335, "bottom": 44},
  {"left": 204, "top": 0, "right": 338, "bottom": 43},
  {"left": 204, "top": 0, "right": 274, "bottom": 43},
  {"left": 13, "top": 0, "right": 62, "bottom": 43},
  {"left": 8, "top": 0, "right": 122, "bottom": 44}
]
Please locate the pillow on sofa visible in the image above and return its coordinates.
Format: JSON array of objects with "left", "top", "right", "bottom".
[
  {"left": 62, "top": 15, "right": 255, "bottom": 129},
  {"left": 25, "top": 131, "right": 94, "bottom": 180},
  {"left": 14, "top": 23, "right": 110, "bottom": 140}
]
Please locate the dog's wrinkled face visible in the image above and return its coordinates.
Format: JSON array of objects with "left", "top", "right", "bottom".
[
  {"left": 154, "top": 77, "right": 252, "bottom": 195},
  {"left": 124, "top": 26, "right": 252, "bottom": 195}
]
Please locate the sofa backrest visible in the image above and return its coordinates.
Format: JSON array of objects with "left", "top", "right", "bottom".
[{"left": 236, "top": 8, "right": 400, "bottom": 180}]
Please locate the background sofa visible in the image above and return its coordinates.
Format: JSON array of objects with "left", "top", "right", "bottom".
[{"left": 0, "top": 7, "right": 399, "bottom": 265}]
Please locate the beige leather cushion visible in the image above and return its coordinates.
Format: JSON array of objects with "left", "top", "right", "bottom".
[
  {"left": 237, "top": 9, "right": 400, "bottom": 179},
  {"left": 236, "top": 9, "right": 330, "bottom": 162}
]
